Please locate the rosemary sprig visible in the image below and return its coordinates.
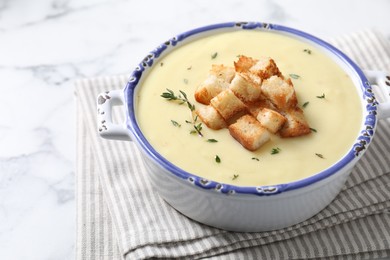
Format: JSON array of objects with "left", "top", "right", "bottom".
[
  {"left": 302, "top": 101, "right": 310, "bottom": 108},
  {"left": 315, "top": 153, "right": 324, "bottom": 159},
  {"left": 207, "top": 139, "right": 218, "bottom": 143}
]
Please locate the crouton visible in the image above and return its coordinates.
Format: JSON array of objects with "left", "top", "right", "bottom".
[
  {"left": 246, "top": 99, "right": 276, "bottom": 117},
  {"left": 279, "top": 107, "right": 311, "bottom": 137},
  {"left": 234, "top": 55, "right": 258, "bottom": 73},
  {"left": 228, "top": 115, "right": 271, "bottom": 151},
  {"left": 210, "top": 64, "right": 236, "bottom": 82},
  {"left": 210, "top": 89, "right": 247, "bottom": 121},
  {"left": 195, "top": 105, "right": 227, "bottom": 130},
  {"left": 229, "top": 73, "right": 263, "bottom": 103},
  {"left": 261, "top": 76, "right": 298, "bottom": 110},
  {"left": 256, "top": 108, "right": 287, "bottom": 133},
  {"left": 194, "top": 65, "right": 235, "bottom": 105},
  {"left": 249, "top": 57, "right": 282, "bottom": 80}
]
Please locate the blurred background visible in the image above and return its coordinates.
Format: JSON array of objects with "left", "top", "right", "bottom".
[{"left": 0, "top": 0, "right": 389, "bottom": 259}]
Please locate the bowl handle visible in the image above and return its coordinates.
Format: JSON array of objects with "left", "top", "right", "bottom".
[
  {"left": 365, "top": 70, "right": 390, "bottom": 120},
  {"left": 97, "top": 89, "right": 131, "bottom": 141}
]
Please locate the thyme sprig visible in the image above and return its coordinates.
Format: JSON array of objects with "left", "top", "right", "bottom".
[
  {"left": 161, "top": 89, "right": 202, "bottom": 136},
  {"left": 161, "top": 88, "right": 195, "bottom": 111}
]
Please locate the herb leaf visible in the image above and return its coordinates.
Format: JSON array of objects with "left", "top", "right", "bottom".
[
  {"left": 171, "top": 120, "right": 181, "bottom": 127},
  {"left": 316, "top": 93, "right": 326, "bottom": 99},
  {"left": 192, "top": 123, "right": 203, "bottom": 137},
  {"left": 315, "top": 153, "right": 324, "bottom": 159},
  {"left": 271, "top": 147, "right": 281, "bottom": 155},
  {"left": 211, "top": 52, "right": 218, "bottom": 59},
  {"left": 215, "top": 155, "right": 221, "bottom": 163},
  {"left": 310, "top": 128, "right": 317, "bottom": 133},
  {"left": 207, "top": 139, "right": 218, "bottom": 143},
  {"left": 160, "top": 88, "right": 178, "bottom": 100},
  {"left": 302, "top": 101, "right": 310, "bottom": 108},
  {"left": 304, "top": 49, "right": 312, "bottom": 54},
  {"left": 289, "top": 74, "right": 300, "bottom": 79},
  {"left": 161, "top": 89, "right": 202, "bottom": 136},
  {"left": 252, "top": 157, "right": 260, "bottom": 161},
  {"left": 232, "top": 174, "right": 239, "bottom": 180}
]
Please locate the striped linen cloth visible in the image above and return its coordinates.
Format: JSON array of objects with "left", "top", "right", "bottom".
[{"left": 75, "top": 30, "right": 390, "bottom": 260}]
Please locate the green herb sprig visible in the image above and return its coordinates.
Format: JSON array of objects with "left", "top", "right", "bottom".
[
  {"left": 271, "top": 147, "right": 281, "bottom": 155},
  {"left": 161, "top": 89, "right": 203, "bottom": 136}
]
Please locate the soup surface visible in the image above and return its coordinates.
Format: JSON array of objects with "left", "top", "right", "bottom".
[{"left": 136, "top": 30, "right": 362, "bottom": 186}]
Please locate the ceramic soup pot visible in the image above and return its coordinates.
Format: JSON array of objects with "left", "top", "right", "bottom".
[{"left": 97, "top": 22, "right": 390, "bottom": 232}]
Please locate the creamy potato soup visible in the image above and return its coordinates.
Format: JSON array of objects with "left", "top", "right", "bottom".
[{"left": 136, "top": 30, "right": 362, "bottom": 186}]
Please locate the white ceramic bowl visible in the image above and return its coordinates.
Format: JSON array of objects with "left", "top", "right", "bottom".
[{"left": 97, "top": 22, "right": 390, "bottom": 232}]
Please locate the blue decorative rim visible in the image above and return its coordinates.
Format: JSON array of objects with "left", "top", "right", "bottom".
[{"left": 124, "top": 22, "right": 378, "bottom": 196}]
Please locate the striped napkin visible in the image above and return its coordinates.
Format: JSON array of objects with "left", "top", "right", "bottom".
[{"left": 75, "top": 30, "right": 390, "bottom": 260}]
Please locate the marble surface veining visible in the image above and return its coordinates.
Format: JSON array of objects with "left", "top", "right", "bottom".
[{"left": 0, "top": 0, "right": 389, "bottom": 259}]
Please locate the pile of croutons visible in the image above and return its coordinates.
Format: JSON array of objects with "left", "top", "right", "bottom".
[{"left": 195, "top": 55, "right": 311, "bottom": 151}]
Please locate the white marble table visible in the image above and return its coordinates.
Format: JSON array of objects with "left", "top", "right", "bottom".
[{"left": 1, "top": 0, "right": 389, "bottom": 259}]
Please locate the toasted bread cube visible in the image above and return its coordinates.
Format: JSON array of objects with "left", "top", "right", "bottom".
[
  {"left": 195, "top": 105, "right": 227, "bottom": 130},
  {"left": 210, "top": 64, "right": 236, "bottom": 82},
  {"left": 195, "top": 75, "right": 223, "bottom": 105},
  {"left": 261, "top": 76, "right": 298, "bottom": 110},
  {"left": 210, "top": 89, "right": 247, "bottom": 121},
  {"left": 194, "top": 65, "right": 235, "bottom": 105},
  {"left": 229, "top": 115, "right": 271, "bottom": 151},
  {"left": 249, "top": 57, "right": 282, "bottom": 80},
  {"left": 279, "top": 107, "right": 311, "bottom": 137},
  {"left": 229, "top": 73, "right": 263, "bottom": 103},
  {"left": 246, "top": 99, "right": 277, "bottom": 117},
  {"left": 234, "top": 55, "right": 258, "bottom": 73},
  {"left": 256, "top": 108, "right": 287, "bottom": 133}
]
